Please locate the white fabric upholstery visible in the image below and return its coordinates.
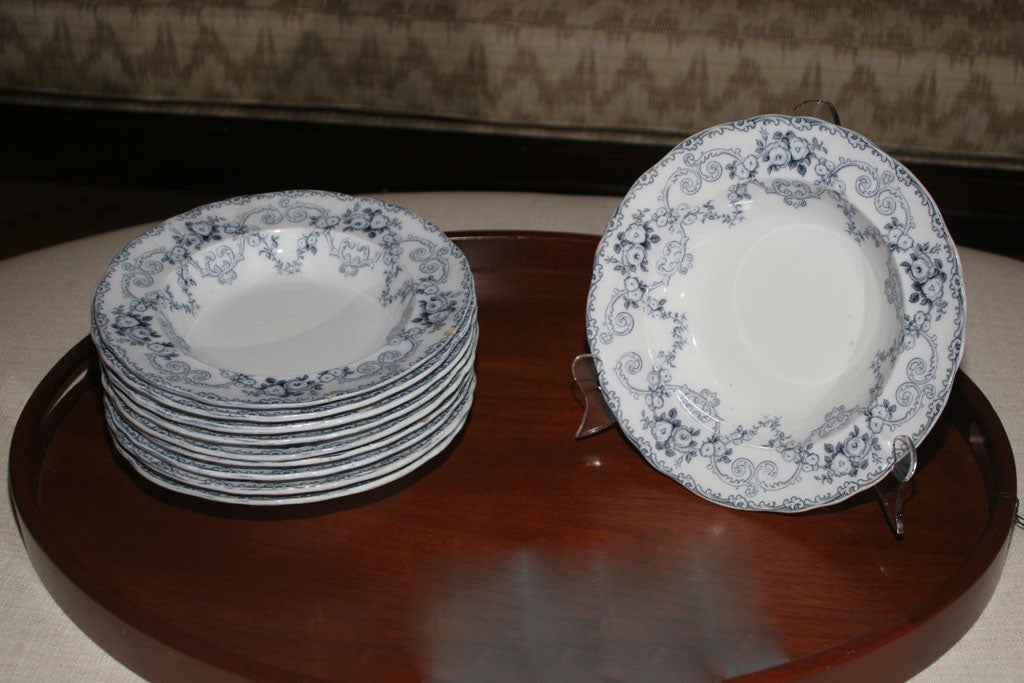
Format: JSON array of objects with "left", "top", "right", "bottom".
[{"left": 0, "top": 192, "right": 1020, "bottom": 680}]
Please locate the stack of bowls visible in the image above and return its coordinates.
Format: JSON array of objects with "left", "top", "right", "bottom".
[{"left": 92, "top": 191, "right": 477, "bottom": 505}]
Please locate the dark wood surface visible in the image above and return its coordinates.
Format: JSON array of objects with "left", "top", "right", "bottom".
[
  {"left": 9, "top": 232, "right": 1018, "bottom": 682},
  {"left": 1, "top": 104, "right": 1022, "bottom": 260}
]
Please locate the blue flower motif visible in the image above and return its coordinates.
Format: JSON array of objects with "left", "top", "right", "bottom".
[
  {"left": 610, "top": 208, "right": 668, "bottom": 275},
  {"left": 902, "top": 246, "right": 947, "bottom": 311},
  {"left": 699, "top": 436, "right": 732, "bottom": 463},
  {"left": 310, "top": 215, "right": 341, "bottom": 230},
  {"left": 822, "top": 426, "right": 875, "bottom": 480},
  {"left": 727, "top": 154, "right": 760, "bottom": 180},
  {"left": 111, "top": 305, "right": 161, "bottom": 345},
  {"left": 868, "top": 401, "right": 896, "bottom": 433},
  {"left": 756, "top": 130, "right": 821, "bottom": 176},
  {"left": 163, "top": 245, "right": 189, "bottom": 265},
  {"left": 173, "top": 217, "right": 244, "bottom": 250},
  {"left": 727, "top": 181, "right": 752, "bottom": 204},
  {"left": 412, "top": 290, "right": 456, "bottom": 326},
  {"left": 255, "top": 375, "right": 323, "bottom": 398},
  {"left": 649, "top": 408, "right": 703, "bottom": 462},
  {"left": 622, "top": 276, "right": 644, "bottom": 308},
  {"left": 342, "top": 207, "right": 394, "bottom": 238}
]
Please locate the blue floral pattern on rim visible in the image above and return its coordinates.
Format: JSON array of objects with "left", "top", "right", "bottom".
[
  {"left": 92, "top": 191, "right": 476, "bottom": 408},
  {"left": 586, "top": 115, "right": 966, "bottom": 512}
]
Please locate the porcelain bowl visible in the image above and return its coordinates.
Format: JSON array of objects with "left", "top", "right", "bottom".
[
  {"left": 92, "top": 190, "right": 476, "bottom": 408},
  {"left": 158, "top": 228, "right": 415, "bottom": 377},
  {"left": 587, "top": 115, "right": 965, "bottom": 512},
  {"left": 659, "top": 180, "right": 905, "bottom": 443}
]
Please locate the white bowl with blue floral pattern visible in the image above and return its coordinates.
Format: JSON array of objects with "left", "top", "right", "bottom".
[
  {"left": 93, "top": 190, "right": 476, "bottom": 409},
  {"left": 586, "top": 115, "right": 965, "bottom": 512},
  {"left": 93, "top": 312, "right": 475, "bottom": 421}
]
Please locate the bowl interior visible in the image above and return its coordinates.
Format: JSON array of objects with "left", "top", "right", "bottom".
[
  {"left": 649, "top": 183, "right": 904, "bottom": 441},
  {"left": 158, "top": 229, "right": 415, "bottom": 377}
]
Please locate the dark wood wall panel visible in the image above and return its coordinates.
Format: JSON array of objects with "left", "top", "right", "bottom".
[{"left": 2, "top": 105, "right": 1021, "bottom": 259}]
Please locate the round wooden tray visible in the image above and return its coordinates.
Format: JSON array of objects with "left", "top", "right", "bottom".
[{"left": 10, "top": 232, "right": 1018, "bottom": 682}]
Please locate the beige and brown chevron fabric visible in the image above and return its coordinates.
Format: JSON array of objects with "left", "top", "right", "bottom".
[{"left": 2, "top": 0, "right": 1022, "bottom": 169}]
